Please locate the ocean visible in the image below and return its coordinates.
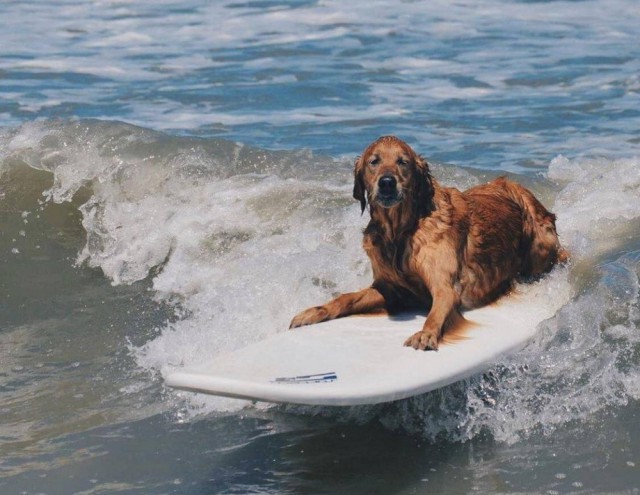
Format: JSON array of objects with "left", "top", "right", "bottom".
[{"left": 1, "top": 0, "right": 639, "bottom": 493}]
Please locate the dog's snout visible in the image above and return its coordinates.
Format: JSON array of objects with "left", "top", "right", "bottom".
[{"left": 378, "top": 175, "right": 397, "bottom": 196}]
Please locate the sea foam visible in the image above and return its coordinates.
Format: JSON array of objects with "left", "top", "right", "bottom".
[{"left": 4, "top": 120, "right": 640, "bottom": 441}]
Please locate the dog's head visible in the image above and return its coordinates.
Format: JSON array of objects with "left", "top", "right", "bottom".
[{"left": 353, "top": 136, "right": 433, "bottom": 216}]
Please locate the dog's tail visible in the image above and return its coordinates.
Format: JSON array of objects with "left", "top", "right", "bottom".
[{"left": 497, "top": 177, "right": 569, "bottom": 276}]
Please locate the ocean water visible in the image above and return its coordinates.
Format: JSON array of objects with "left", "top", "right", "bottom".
[{"left": 1, "top": 0, "right": 639, "bottom": 493}]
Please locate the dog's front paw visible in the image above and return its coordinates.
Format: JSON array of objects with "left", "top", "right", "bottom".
[
  {"left": 404, "top": 329, "right": 439, "bottom": 351},
  {"left": 289, "top": 306, "right": 329, "bottom": 329}
]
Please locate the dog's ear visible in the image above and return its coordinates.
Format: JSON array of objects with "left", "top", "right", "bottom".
[
  {"left": 415, "top": 155, "right": 435, "bottom": 216},
  {"left": 353, "top": 156, "right": 367, "bottom": 214}
]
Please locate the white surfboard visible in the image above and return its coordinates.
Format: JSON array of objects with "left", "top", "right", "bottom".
[{"left": 165, "top": 279, "right": 568, "bottom": 406}]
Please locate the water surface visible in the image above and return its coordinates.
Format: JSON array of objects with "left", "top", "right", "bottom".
[{"left": 1, "top": 1, "right": 639, "bottom": 493}]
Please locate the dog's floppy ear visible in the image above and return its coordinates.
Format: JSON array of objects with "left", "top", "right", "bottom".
[
  {"left": 415, "top": 154, "right": 435, "bottom": 217},
  {"left": 353, "top": 156, "right": 367, "bottom": 214}
]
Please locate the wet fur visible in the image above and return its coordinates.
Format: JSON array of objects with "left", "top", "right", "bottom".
[{"left": 290, "top": 136, "right": 567, "bottom": 350}]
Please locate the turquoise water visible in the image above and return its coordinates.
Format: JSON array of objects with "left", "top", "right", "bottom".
[{"left": 1, "top": 1, "right": 639, "bottom": 493}]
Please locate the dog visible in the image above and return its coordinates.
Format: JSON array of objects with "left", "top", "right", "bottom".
[{"left": 290, "top": 136, "right": 567, "bottom": 350}]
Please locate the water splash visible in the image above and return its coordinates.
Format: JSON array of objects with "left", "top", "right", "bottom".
[{"left": 3, "top": 120, "right": 640, "bottom": 443}]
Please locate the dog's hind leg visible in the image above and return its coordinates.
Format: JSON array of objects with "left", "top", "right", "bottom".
[{"left": 498, "top": 177, "right": 567, "bottom": 276}]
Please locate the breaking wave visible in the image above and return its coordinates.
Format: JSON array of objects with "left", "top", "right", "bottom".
[{"left": 2, "top": 119, "right": 639, "bottom": 442}]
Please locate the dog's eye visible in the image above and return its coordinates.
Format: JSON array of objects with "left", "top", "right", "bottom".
[
  {"left": 397, "top": 157, "right": 409, "bottom": 166},
  {"left": 369, "top": 156, "right": 380, "bottom": 167}
]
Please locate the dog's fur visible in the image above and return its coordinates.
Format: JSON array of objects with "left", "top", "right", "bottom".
[{"left": 290, "top": 136, "right": 567, "bottom": 350}]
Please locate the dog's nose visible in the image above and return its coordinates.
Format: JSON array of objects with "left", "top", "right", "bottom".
[{"left": 378, "top": 175, "right": 397, "bottom": 196}]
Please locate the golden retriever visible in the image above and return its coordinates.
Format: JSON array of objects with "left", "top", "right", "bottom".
[{"left": 290, "top": 136, "right": 567, "bottom": 350}]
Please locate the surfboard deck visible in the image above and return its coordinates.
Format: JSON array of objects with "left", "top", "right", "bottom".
[{"left": 164, "top": 282, "right": 566, "bottom": 406}]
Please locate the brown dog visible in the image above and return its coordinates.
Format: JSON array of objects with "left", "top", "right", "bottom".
[{"left": 290, "top": 136, "right": 567, "bottom": 350}]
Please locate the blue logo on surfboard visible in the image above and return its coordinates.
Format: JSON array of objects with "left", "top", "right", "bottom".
[{"left": 273, "top": 371, "right": 337, "bottom": 384}]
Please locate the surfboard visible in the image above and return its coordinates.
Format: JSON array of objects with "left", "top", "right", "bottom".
[{"left": 164, "top": 282, "right": 567, "bottom": 406}]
